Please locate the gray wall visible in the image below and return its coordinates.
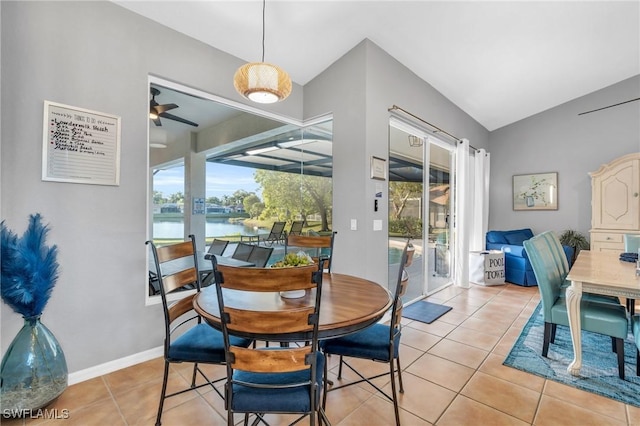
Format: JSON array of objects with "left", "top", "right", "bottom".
[
  {"left": 488, "top": 76, "right": 640, "bottom": 240},
  {"left": 304, "top": 40, "right": 489, "bottom": 281},
  {"left": 0, "top": 1, "right": 302, "bottom": 373}
]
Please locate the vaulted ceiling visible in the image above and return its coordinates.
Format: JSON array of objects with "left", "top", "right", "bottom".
[{"left": 117, "top": 1, "right": 639, "bottom": 131}]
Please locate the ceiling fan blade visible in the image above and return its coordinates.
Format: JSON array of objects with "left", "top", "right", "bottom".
[
  {"left": 160, "top": 112, "right": 199, "bottom": 127},
  {"left": 154, "top": 103, "right": 178, "bottom": 115},
  {"left": 152, "top": 116, "right": 162, "bottom": 126}
]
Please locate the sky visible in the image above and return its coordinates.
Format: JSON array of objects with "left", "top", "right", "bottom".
[{"left": 154, "top": 163, "right": 261, "bottom": 200}]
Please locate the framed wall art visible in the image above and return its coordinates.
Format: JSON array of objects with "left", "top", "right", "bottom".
[{"left": 513, "top": 172, "right": 558, "bottom": 211}]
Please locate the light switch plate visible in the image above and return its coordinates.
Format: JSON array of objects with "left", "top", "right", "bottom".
[
  {"left": 373, "top": 220, "right": 382, "bottom": 231},
  {"left": 350, "top": 219, "right": 357, "bottom": 230}
]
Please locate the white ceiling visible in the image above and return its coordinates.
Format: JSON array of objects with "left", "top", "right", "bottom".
[{"left": 117, "top": 1, "right": 639, "bottom": 131}]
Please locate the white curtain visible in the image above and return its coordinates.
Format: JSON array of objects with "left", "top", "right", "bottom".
[
  {"left": 470, "top": 149, "right": 490, "bottom": 251},
  {"left": 454, "top": 139, "right": 471, "bottom": 288}
]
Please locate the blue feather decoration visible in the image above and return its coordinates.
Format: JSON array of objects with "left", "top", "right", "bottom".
[{"left": 1, "top": 214, "right": 59, "bottom": 317}]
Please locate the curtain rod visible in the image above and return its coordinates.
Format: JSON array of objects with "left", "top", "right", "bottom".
[{"left": 388, "top": 105, "right": 478, "bottom": 151}]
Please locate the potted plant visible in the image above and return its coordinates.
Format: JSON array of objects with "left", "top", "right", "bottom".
[
  {"left": 0, "top": 214, "right": 67, "bottom": 415},
  {"left": 558, "top": 229, "right": 590, "bottom": 264}
]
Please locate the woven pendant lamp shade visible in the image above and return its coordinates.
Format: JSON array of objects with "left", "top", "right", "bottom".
[{"left": 234, "top": 62, "right": 292, "bottom": 104}]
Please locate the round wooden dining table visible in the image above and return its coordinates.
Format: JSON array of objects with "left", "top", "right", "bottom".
[{"left": 193, "top": 272, "right": 393, "bottom": 341}]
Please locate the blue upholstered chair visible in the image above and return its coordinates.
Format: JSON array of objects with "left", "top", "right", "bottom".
[
  {"left": 523, "top": 231, "right": 629, "bottom": 379},
  {"left": 486, "top": 228, "right": 573, "bottom": 286},
  {"left": 320, "top": 240, "right": 411, "bottom": 426},
  {"left": 212, "top": 262, "right": 329, "bottom": 426},
  {"left": 146, "top": 235, "right": 252, "bottom": 426}
]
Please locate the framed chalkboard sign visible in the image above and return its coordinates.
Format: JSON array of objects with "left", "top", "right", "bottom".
[{"left": 42, "top": 101, "right": 121, "bottom": 186}]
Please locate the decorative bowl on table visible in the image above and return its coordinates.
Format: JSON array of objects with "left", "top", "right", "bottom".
[{"left": 271, "top": 252, "right": 314, "bottom": 298}]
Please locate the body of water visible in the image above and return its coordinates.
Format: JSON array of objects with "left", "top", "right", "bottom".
[{"left": 153, "top": 217, "right": 258, "bottom": 239}]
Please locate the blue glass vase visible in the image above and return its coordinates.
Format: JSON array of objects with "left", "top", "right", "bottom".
[{"left": 0, "top": 316, "right": 68, "bottom": 414}]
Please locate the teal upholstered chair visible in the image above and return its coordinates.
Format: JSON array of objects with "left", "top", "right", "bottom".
[
  {"left": 633, "top": 315, "right": 640, "bottom": 376},
  {"left": 524, "top": 231, "right": 629, "bottom": 379},
  {"left": 320, "top": 239, "right": 410, "bottom": 426},
  {"left": 624, "top": 234, "right": 640, "bottom": 253},
  {"left": 624, "top": 234, "right": 640, "bottom": 315},
  {"left": 541, "top": 231, "right": 621, "bottom": 306}
]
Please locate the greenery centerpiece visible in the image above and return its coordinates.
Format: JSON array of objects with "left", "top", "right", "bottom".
[
  {"left": 271, "top": 251, "right": 314, "bottom": 268},
  {"left": 271, "top": 252, "right": 314, "bottom": 298},
  {"left": 0, "top": 214, "right": 68, "bottom": 414}
]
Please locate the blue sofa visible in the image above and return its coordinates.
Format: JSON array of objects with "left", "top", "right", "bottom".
[{"left": 485, "top": 228, "right": 573, "bottom": 286}]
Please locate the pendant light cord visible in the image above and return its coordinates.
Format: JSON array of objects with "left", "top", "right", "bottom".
[{"left": 261, "top": 0, "right": 266, "bottom": 62}]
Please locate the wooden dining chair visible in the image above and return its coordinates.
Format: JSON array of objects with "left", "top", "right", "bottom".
[
  {"left": 320, "top": 239, "right": 410, "bottom": 426},
  {"left": 524, "top": 231, "right": 629, "bottom": 379},
  {"left": 211, "top": 262, "right": 330, "bottom": 426},
  {"left": 285, "top": 232, "right": 336, "bottom": 272},
  {"left": 146, "top": 235, "right": 252, "bottom": 426}
]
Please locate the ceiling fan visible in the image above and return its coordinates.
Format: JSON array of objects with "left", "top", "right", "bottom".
[{"left": 149, "top": 87, "right": 198, "bottom": 127}]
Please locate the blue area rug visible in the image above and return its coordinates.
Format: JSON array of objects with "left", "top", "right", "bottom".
[
  {"left": 402, "top": 301, "right": 452, "bottom": 324},
  {"left": 504, "top": 303, "right": 640, "bottom": 407}
]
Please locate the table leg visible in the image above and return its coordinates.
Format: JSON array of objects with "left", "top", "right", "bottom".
[{"left": 565, "top": 280, "right": 583, "bottom": 376}]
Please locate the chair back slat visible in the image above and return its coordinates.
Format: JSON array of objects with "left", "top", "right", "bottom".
[
  {"left": 216, "top": 264, "right": 318, "bottom": 292},
  {"left": 168, "top": 293, "right": 196, "bottom": 324},
  {"left": 156, "top": 240, "right": 194, "bottom": 263},
  {"left": 230, "top": 345, "right": 312, "bottom": 373},
  {"left": 224, "top": 306, "right": 315, "bottom": 334},
  {"left": 162, "top": 268, "right": 198, "bottom": 294}
]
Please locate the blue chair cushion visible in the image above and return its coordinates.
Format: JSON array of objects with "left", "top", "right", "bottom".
[
  {"left": 168, "top": 323, "right": 251, "bottom": 363},
  {"left": 230, "top": 350, "right": 324, "bottom": 413},
  {"left": 320, "top": 323, "right": 399, "bottom": 361}
]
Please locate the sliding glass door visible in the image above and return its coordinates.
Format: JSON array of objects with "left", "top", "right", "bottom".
[{"left": 389, "top": 118, "right": 455, "bottom": 299}]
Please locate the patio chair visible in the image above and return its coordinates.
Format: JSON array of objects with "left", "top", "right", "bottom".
[
  {"left": 246, "top": 245, "right": 273, "bottom": 268},
  {"left": 207, "top": 238, "right": 229, "bottom": 256},
  {"left": 288, "top": 220, "right": 305, "bottom": 236},
  {"left": 285, "top": 232, "right": 337, "bottom": 272},
  {"left": 258, "top": 221, "right": 286, "bottom": 246},
  {"left": 211, "top": 262, "right": 329, "bottom": 426},
  {"left": 523, "top": 231, "right": 628, "bottom": 379},
  {"left": 320, "top": 239, "right": 411, "bottom": 426},
  {"left": 231, "top": 242, "right": 255, "bottom": 262},
  {"left": 146, "top": 235, "right": 251, "bottom": 426}
]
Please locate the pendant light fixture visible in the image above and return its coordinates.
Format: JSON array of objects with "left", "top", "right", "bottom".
[{"left": 233, "top": 0, "right": 291, "bottom": 103}]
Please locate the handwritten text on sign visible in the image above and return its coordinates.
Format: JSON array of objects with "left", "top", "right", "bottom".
[{"left": 42, "top": 101, "right": 121, "bottom": 185}]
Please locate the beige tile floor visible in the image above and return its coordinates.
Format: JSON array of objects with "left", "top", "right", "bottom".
[{"left": 5, "top": 283, "right": 640, "bottom": 425}]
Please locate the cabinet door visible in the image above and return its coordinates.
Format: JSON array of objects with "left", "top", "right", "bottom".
[{"left": 593, "top": 159, "right": 639, "bottom": 230}]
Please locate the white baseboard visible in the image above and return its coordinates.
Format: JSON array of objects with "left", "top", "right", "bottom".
[{"left": 68, "top": 346, "right": 163, "bottom": 385}]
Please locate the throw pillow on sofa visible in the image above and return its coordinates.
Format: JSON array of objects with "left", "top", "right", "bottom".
[{"left": 504, "top": 232, "right": 530, "bottom": 245}]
